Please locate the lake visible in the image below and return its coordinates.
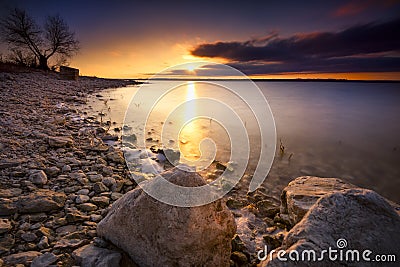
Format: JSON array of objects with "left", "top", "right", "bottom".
[{"left": 84, "top": 80, "right": 400, "bottom": 202}]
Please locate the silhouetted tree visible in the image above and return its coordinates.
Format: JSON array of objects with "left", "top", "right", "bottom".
[{"left": 0, "top": 8, "right": 79, "bottom": 70}]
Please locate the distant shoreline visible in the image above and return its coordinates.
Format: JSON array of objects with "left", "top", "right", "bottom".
[
  {"left": 135, "top": 77, "right": 400, "bottom": 83},
  {"left": 1, "top": 62, "right": 398, "bottom": 84}
]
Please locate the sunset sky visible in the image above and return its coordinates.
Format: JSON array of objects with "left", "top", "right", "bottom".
[{"left": 1, "top": 0, "right": 399, "bottom": 80}]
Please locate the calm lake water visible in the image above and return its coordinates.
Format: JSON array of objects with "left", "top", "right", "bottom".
[{"left": 84, "top": 81, "right": 400, "bottom": 202}]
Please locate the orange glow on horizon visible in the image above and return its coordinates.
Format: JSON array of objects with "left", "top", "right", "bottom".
[{"left": 69, "top": 43, "right": 400, "bottom": 81}]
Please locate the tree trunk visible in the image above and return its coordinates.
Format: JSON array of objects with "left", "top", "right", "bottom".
[{"left": 38, "top": 55, "right": 49, "bottom": 70}]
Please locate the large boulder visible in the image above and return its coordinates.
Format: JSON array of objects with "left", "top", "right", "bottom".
[
  {"left": 262, "top": 189, "right": 400, "bottom": 267},
  {"left": 97, "top": 167, "right": 236, "bottom": 267},
  {"left": 279, "top": 176, "right": 356, "bottom": 226}
]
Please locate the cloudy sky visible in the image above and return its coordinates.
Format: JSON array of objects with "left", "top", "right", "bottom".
[{"left": 1, "top": 0, "right": 399, "bottom": 79}]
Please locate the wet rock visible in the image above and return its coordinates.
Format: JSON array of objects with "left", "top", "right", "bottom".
[
  {"left": 280, "top": 176, "right": 356, "bottom": 226},
  {"left": 72, "top": 244, "right": 121, "bottom": 267},
  {"left": 263, "top": 189, "right": 400, "bottom": 267},
  {"left": 31, "top": 252, "right": 58, "bottom": 267},
  {"left": 17, "top": 190, "right": 66, "bottom": 213},
  {"left": 48, "top": 136, "right": 73, "bottom": 148},
  {"left": 3, "top": 251, "right": 42, "bottom": 266},
  {"left": 97, "top": 167, "right": 236, "bottom": 267},
  {"left": 29, "top": 170, "right": 48, "bottom": 185},
  {"left": 0, "top": 219, "right": 12, "bottom": 234}
]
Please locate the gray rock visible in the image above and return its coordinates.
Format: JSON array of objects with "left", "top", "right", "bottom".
[
  {"left": 78, "top": 203, "right": 98, "bottom": 212},
  {"left": 102, "top": 177, "right": 116, "bottom": 188},
  {"left": 0, "top": 219, "right": 12, "bottom": 234},
  {"left": 3, "top": 251, "right": 42, "bottom": 265},
  {"left": 106, "top": 151, "right": 125, "bottom": 164},
  {"left": 48, "top": 136, "right": 73, "bottom": 148},
  {"left": 90, "top": 214, "right": 103, "bottom": 222},
  {"left": 69, "top": 171, "right": 87, "bottom": 180},
  {"left": 110, "top": 192, "right": 123, "bottom": 200},
  {"left": 88, "top": 174, "right": 103, "bottom": 183},
  {"left": 72, "top": 244, "right": 121, "bottom": 267},
  {"left": 0, "top": 234, "right": 15, "bottom": 255},
  {"left": 0, "top": 159, "right": 20, "bottom": 169},
  {"left": 0, "top": 198, "right": 17, "bottom": 215},
  {"left": 77, "top": 188, "right": 90, "bottom": 195},
  {"left": 55, "top": 224, "right": 77, "bottom": 235},
  {"left": 66, "top": 210, "right": 90, "bottom": 223},
  {"left": 102, "top": 166, "right": 113, "bottom": 176},
  {"left": 91, "top": 196, "right": 109, "bottom": 207},
  {"left": 75, "top": 194, "right": 90, "bottom": 204},
  {"left": 45, "top": 166, "right": 60, "bottom": 177},
  {"left": 54, "top": 238, "right": 86, "bottom": 248},
  {"left": 17, "top": 190, "right": 66, "bottom": 213},
  {"left": 93, "top": 182, "right": 108, "bottom": 193},
  {"left": 0, "top": 188, "right": 22, "bottom": 198},
  {"left": 38, "top": 236, "right": 49, "bottom": 249},
  {"left": 97, "top": 167, "right": 236, "bottom": 267},
  {"left": 62, "top": 164, "right": 72, "bottom": 173},
  {"left": 29, "top": 170, "right": 48, "bottom": 186},
  {"left": 280, "top": 176, "right": 356, "bottom": 226},
  {"left": 21, "top": 232, "right": 37, "bottom": 242},
  {"left": 263, "top": 189, "right": 400, "bottom": 267},
  {"left": 31, "top": 252, "right": 58, "bottom": 267}
]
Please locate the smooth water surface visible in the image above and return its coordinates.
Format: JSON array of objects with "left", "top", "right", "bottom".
[{"left": 84, "top": 81, "right": 400, "bottom": 202}]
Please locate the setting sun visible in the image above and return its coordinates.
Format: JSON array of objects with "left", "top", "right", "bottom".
[{"left": 186, "top": 64, "right": 196, "bottom": 72}]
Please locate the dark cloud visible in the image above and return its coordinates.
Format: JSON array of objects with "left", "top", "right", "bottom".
[{"left": 191, "top": 17, "right": 400, "bottom": 74}]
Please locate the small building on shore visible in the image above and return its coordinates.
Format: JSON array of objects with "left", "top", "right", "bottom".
[{"left": 60, "top": 66, "right": 79, "bottom": 80}]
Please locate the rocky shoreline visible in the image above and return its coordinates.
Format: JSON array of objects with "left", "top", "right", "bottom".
[
  {"left": 1, "top": 70, "right": 399, "bottom": 267},
  {"left": 0, "top": 70, "right": 139, "bottom": 266}
]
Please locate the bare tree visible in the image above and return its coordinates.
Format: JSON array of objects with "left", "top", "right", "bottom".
[{"left": 0, "top": 8, "right": 79, "bottom": 70}]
